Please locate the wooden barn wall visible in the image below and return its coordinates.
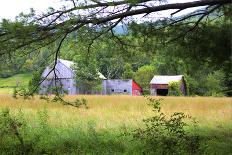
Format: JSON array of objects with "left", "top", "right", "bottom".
[
  {"left": 180, "top": 79, "right": 187, "bottom": 95},
  {"left": 151, "top": 84, "right": 168, "bottom": 89},
  {"left": 41, "top": 61, "right": 74, "bottom": 79},
  {"left": 132, "top": 81, "right": 142, "bottom": 96},
  {"left": 39, "top": 78, "right": 77, "bottom": 95},
  {"left": 102, "top": 80, "right": 132, "bottom": 95}
]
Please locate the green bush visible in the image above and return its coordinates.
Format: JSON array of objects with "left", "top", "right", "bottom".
[
  {"left": 168, "top": 81, "right": 183, "bottom": 96},
  {"left": 132, "top": 97, "right": 201, "bottom": 154}
]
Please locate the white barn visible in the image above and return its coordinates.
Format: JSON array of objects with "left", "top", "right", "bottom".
[{"left": 39, "top": 59, "right": 106, "bottom": 95}]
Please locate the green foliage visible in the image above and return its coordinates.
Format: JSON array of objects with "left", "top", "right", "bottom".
[
  {"left": 134, "top": 65, "right": 155, "bottom": 94},
  {"left": 132, "top": 97, "right": 200, "bottom": 154},
  {"left": 0, "top": 108, "right": 26, "bottom": 154},
  {"left": 11, "top": 85, "right": 32, "bottom": 100},
  {"left": 0, "top": 73, "right": 32, "bottom": 88},
  {"left": 28, "top": 69, "right": 43, "bottom": 93},
  {"left": 0, "top": 106, "right": 231, "bottom": 154},
  {"left": 122, "top": 63, "right": 134, "bottom": 79},
  {"left": 185, "top": 70, "right": 227, "bottom": 96},
  {"left": 73, "top": 52, "right": 102, "bottom": 94},
  {"left": 205, "top": 70, "right": 226, "bottom": 96},
  {"left": 168, "top": 81, "right": 183, "bottom": 96}
]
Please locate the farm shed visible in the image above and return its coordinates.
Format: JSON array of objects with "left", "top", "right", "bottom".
[
  {"left": 102, "top": 79, "right": 142, "bottom": 96},
  {"left": 39, "top": 59, "right": 106, "bottom": 95},
  {"left": 150, "top": 75, "right": 187, "bottom": 96}
]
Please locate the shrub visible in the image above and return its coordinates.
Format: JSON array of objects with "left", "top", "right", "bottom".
[
  {"left": 132, "top": 97, "right": 200, "bottom": 154},
  {"left": 168, "top": 81, "right": 183, "bottom": 96},
  {"left": 0, "top": 108, "right": 26, "bottom": 154},
  {"left": 134, "top": 65, "right": 156, "bottom": 94}
]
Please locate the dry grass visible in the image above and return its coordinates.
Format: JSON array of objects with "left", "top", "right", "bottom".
[
  {"left": 0, "top": 88, "right": 13, "bottom": 94},
  {"left": 0, "top": 95, "right": 231, "bottom": 129}
]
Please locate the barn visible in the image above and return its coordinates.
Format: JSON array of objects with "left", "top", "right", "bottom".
[
  {"left": 39, "top": 59, "right": 106, "bottom": 95},
  {"left": 102, "top": 79, "right": 142, "bottom": 96},
  {"left": 150, "top": 75, "right": 187, "bottom": 96}
]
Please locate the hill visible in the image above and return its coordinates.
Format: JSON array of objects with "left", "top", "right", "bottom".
[{"left": 0, "top": 73, "right": 32, "bottom": 94}]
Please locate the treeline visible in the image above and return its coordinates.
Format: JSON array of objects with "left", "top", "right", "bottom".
[{"left": 0, "top": 12, "right": 231, "bottom": 96}]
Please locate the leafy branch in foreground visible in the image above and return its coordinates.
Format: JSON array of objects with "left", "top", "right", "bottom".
[{"left": 132, "top": 97, "right": 200, "bottom": 154}]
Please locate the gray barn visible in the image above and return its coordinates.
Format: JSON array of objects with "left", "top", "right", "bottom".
[
  {"left": 102, "top": 79, "right": 143, "bottom": 96},
  {"left": 39, "top": 59, "right": 106, "bottom": 95}
]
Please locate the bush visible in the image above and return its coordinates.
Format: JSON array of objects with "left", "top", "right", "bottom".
[
  {"left": 132, "top": 97, "right": 201, "bottom": 154},
  {"left": 168, "top": 81, "right": 183, "bottom": 96},
  {"left": 134, "top": 65, "right": 156, "bottom": 94}
]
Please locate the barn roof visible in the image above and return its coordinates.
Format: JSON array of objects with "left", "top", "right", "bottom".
[
  {"left": 59, "top": 59, "right": 74, "bottom": 68},
  {"left": 42, "top": 59, "right": 106, "bottom": 79},
  {"left": 150, "top": 75, "right": 184, "bottom": 84}
]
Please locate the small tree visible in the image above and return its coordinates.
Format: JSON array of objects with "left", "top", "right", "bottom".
[
  {"left": 134, "top": 65, "right": 155, "bottom": 94},
  {"left": 73, "top": 56, "right": 102, "bottom": 94},
  {"left": 122, "top": 63, "right": 134, "bottom": 79},
  {"left": 205, "top": 70, "right": 226, "bottom": 96}
]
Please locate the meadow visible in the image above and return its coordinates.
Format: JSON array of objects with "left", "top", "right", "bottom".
[
  {"left": 0, "top": 95, "right": 231, "bottom": 154},
  {"left": 0, "top": 74, "right": 32, "bottom": 94}
]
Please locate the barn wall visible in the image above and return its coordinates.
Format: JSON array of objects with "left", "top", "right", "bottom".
[
  {"left": 180, "top": 79, "right": 187, "bottom": 95},
  {"left": 102, "top": 80, "right": 132, "bottom": 95},
  {"left": 39, "top": 78, "right": 77, "bottom": 95},
  {"left": 132, "top": 81, "right": 142, "bottom": 96},
  {"left": 151, "top": 84, "right": 168, "bottom": 89},
  {"left": 150, "top": 84, "right": 169, "bottom": 96},
  {"left": 41, "top": 61, "right": 74, "bottom": 79}
]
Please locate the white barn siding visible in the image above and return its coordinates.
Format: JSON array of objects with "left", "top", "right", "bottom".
[{"left": 102, "top": 79, "right": 133, "bottom": 95}]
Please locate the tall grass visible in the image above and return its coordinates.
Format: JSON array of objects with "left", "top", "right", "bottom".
[
  {"left": 0, "top": 95, "right": 231, "bottom": 154},
  {"left": 0, "top": 95, "right": 231, "bottom": 129}
]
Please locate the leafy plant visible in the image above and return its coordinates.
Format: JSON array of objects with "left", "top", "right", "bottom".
[
  {"left": 168, "top": 81, "right": 183, "bottom": 96},
  {"left": 0, "top": 108, "right": 25, "bottom": 153},
  {"left": 132, "top": 97, "right": 200, "bottom": 154}
]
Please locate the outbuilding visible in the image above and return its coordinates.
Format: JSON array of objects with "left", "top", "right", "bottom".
[
  {"left": 150, "top": 75, "right": 187, "bottom": 96},
  {"left": 102, "top": 79, "right": 142, "bottom": 96},
  {"left": 39, "top": 59, "right": 106, "bottom": 95}
]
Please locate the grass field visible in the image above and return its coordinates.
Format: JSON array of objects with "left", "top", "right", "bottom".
[
  {"left": 0, "top": 73, "right": 31, "bottom": 94},
  {"left": 0, "top": 95, "right": 231, "bottom": 154},
  {"left": 1, "top": 95, "right": 231, "bottom": 128}
]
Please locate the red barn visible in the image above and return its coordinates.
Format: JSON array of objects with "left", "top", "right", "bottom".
[{"left": 102, "top": 79, "right": 142, "bottom": 96}]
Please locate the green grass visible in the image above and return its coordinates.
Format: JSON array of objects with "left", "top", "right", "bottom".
[
  {"left": 0, "top": 73, "right": 32, "bottom": 87},
  {"left": 0, "top": 87, "right": 13, "bottom": 94},
  {"left": 0, "top": 73, "right": 31, "bottom": 94},
  {"left": 0, "top": 96, "right": 231, "bottom": 154}
]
